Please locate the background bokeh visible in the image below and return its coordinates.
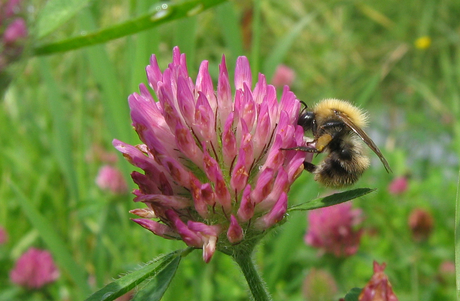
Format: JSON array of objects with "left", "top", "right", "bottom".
[{"left": 0, "top": 0, "right": 458, "bottom": 300}]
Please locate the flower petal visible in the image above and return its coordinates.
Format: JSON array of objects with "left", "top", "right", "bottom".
[
  {"left": 227, "top": 215, "right": 244, "bottom": 244},
  {"left": 131, "top": 219, "right": 177, "bottom": 239},
  {"left": 235, "top": 56, "right": 252, "bottom": 91},
  {"left": 217, "top": 55, "right": 232, "bottom": 128},
  {"left": 237, "top": 185, "right": 255, "bottom": 222},
  {"left": 255, "top": 192, "right": 288, "bottom": 230}
]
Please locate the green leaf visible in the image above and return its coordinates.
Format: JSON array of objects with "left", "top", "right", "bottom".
[
  {"left": 288, "top": 188, "right": 376, "bottom": 212},
  {"left": 343, "top": 287, "right": 362, "bottom": 301},
  {"left": 85, "top": 250, "right": 184, "bottom": 301},
  {"left": 36, "top": 0, "right": 92, "bottom": 39},
  {"left": 131, "top": 253, "right": 182, "bottom": 301},
  {"left": 33, "top": 0, "right": 227, "bottom": 56}
]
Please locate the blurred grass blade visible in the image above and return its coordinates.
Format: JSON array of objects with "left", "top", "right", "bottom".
[
  {"left": 288, "top": 188, "right": 376, "bottom": 212},
  {"left": 173, "top": 16, "right": 197, "bottom": 72},
  {"left": 440, "top": 48, "right": 460, "bottom": 113},
  {"left": 455, "top": 169, "right": 460, "bottom": 300},
  {"left": 405, "top": 76, "right": 449, "bottom": 115},
  {"left": 356, "top": 3, "right": 394, "bottom": 29},
  {"left": 216, "top": 2, "right": 243, "bottom": 64},
  {"left": 33, "top": 0, "right": 227, "bottom": 56},
  {"left": 36, "top": 0, "right": 92, "bottom": 39},
  {"left": 11, "top": 182, "right": 91, "bottom": 298},
  {"left": 79, "top": 10, "right": 132, "bottom": 145},
  {"left": 127, "top": 1, "right": 159, "bottom": 93},
  {"left": 355, "top": 73, "right": 380, "bottom": 107},
  {"left": 85, "top": 250, "right": 183, "bottom": 301},
  {"left": 263, "top": 13, "right": 315, "bottom": 81},
  {"left": 250, "top": 0, "right": 261, "bottom": 78},
  {"left": 39, "top": 58, "right": 79, "bottom": 204},
  {"left": 265, "top": 208, "right": 305, "bottom": 287}
]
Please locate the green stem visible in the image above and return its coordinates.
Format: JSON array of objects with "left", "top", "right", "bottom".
[
  {"left": 33, "top": 0, "right": 226, "bottom": 56},
  {"left": 231, "top": 247, "right": 272, "bottom": 301}
]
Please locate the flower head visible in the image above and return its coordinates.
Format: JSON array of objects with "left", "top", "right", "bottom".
[
  {"left": 0, "top": 0, "right": 27, "bottom": 71},
  {"left": 408, "top": 208, "right": 433, "bottom": 242},
  {"left": 114, "top": 47, "right": 309, "bottom": 262},
  {"left": 271, "top": 64, "right": 295, "bottom": 88},
  {"left": 305, "top": 201, "right": 363, "bottom": 257},
  {"left": 359, "top": 261, "right": 399, "bottom": 301},
  {"left": 388, "top": 176, "right": 408, "bottom": 195},
  {"left": 437, "top": 261, "right": 455, "bottom": 285},
  {"left": 96, "top": 165, "right": 129, "bottom": 195},
  {"left": 414, "top": 36, "right": 431, "bottom": 50},
  {"left": 10, "top": 248, "right": 60, "bottom": 289}
]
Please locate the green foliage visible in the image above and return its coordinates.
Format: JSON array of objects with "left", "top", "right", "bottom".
[
  {"left": 456, "top": 169, "right": 460, "bottom": 299},
  {"left": 343, "top": 287, "right": 362, "bottom": 301},
  {"left": 33, "top": 0, "right": 226, "bottom": 56},
  {"left": 86, "top": 250, "right": 183, "bottom": 301},
  {"left": 288, "top": 188, "right": 376, "bottom": 212},
  {"left": 1, "top": 0, "right": 458, "bottom": 300},
  {"left": 36, "top": 0, "right": 93, "bottom": 39}
]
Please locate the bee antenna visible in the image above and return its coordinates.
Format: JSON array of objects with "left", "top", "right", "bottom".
[
  {"left": 299, "top": 100, "right": 308, "bottom": 108},
  {"left": 299, "top": 100, "right": 309, "bottom": 115}
]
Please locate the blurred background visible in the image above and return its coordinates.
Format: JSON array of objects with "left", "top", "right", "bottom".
[{"left": 0, "top": 0, "right": 458, "bottom": 300}]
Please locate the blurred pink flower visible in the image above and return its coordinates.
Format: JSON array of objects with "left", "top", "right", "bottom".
[
  {"left": 2, "top": 0, "right": 22, "bottom": 20},
  {"left": 271, "top": 64, "right": 295, "bottom": 88},
  {"left": 0, "top": 0, "right": 27, "bottom": 72},
  {"left": 10, "top": 248, "right": 60, "bottom": 289},
  {"left": 359, "top": 261, "right": 399, "bottom": 301},
  {"left": 3, "top": 18, "right": 27, "bottom": 46},
  {"left": 438, "top": 261, "right": 455, "bottom": 274},
  {"left": 115, "top": 47, "right": 310, "bottom": 262},
  {"left": 305, "top": 202, "right": 363, "bottom": 257},
  {"left": 437, "top": 261, "right": 455, "bottom": 285},
  {"left": 408, "top": 208, "right": 433, "bottom": 242},
  {"left": 388, "top": 176, "right": 408, "bottom": 195},
  {"left": 303, "top": 268, "right": 338, "bottom": 301},
  {"left": 0, "top": 226, "right": 8, "bottom": 244},
  {"left": 96, "top": 165, "right": 129, "bottom": 195}
]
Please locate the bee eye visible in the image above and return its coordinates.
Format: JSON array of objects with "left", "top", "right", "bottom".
[{"left": 298, "top": 111, "right": 315, "bottom": 131}]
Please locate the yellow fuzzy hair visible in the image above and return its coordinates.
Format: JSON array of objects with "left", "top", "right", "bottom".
[{"left": 314, "top": 98, "right": 368, "bottom": 128}]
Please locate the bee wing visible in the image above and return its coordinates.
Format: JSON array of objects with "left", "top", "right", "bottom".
[{"left": 334, "top": 110, "right": 392, "bottom": 173}]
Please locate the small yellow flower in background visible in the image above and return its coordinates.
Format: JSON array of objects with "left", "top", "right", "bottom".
[{"left": 414, "top": 36, "right": 431, "bottom": 49}]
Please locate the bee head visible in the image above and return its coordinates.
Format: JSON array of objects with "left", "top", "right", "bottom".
[{"left": 298, "top": 111, "right": 315, "bottom": 132}]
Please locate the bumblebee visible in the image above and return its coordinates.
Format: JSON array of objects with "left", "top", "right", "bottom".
[{"left": 288, "top": 98, "right": 391, "bottom": 187}]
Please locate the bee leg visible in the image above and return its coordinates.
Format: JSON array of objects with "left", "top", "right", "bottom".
[
  {"left": 315, "top": 134, "right": 332, "bottom": 152},
  {"left": 280, "top": 146, "right": 319, "bottom": 153},
  {"left": 303, "top": 161, "right": 317, "bottom": 173}
]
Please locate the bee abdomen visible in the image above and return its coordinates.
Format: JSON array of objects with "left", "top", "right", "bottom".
[{"left": 314, "top": 152, "right": 369, "bottom": 188}]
